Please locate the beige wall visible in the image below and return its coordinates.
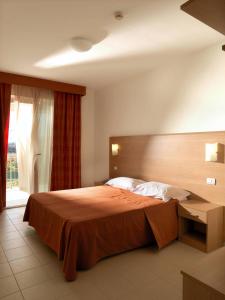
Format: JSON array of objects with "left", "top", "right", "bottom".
[
  {"left": 81, "top": 88, "right": 95, "bottom": 186},
  {"left": 94, "top": 43, "right": 225, "bottom": 181}
]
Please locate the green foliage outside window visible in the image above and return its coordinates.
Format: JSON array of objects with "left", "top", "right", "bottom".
[{"left": 6, "top": 155, "right": 19, "bottom": 189}]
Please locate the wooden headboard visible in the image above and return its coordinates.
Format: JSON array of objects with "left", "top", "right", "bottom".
[{"left": 109, "top": 131, "right": 225, "bottom": 206}]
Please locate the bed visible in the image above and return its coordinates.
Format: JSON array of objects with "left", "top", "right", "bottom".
[{"left": 24, "top": 185, "right": 178, "bottom": 281}]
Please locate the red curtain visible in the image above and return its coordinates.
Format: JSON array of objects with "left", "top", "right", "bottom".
[
  {"left": 51, "top": 91, "right": 81, "bottom": 191},
  {"left": 0, "top": 83, "right": 11, "bottom": 212}
]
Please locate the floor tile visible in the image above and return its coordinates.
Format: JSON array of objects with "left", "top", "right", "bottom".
[
  {"left": 123, "top": 263, "right": 160, "bottom": 288},
  {"left": 22, "top": 281, "right": 58, "bottom": 300},
  {"left": 0, "top": 227, "right": 17, "bottom": 234},
  {"left": 23, "top": 235, "right": 43, "bottom": 249},
  {"left": 14, "top": 224, "right": 28, "bottom": 231},
  {"left": 10, "top": 255, "right": 41, "bottom": 274},
  {"left": 0, "top": 263, "right": 13, "bottom": 278},
  {"left": 11, "top": 220, "right": 25, "bottom": 226},
  {"left": 5, "top": 246, "right": 33, "bottom": 261},
  {"left": 58, "top": 294, "right": 80, "bottom": 300},
  {"left": 85, "top": 264, "right": 138, "bottom": 300},
  {"left": 8, "top": 214, "right": 24, "bottom": 221},
  {"left": 0, "top": 253, "right": 7, "bottom": 263},
  {"left": 0, "top": 231, "right": 22, "bottom": 242},
  {"left": 0, "top": 246, "right": 4, "bottom": 256},
  {"left": 48, "top": 278, "right": 74, "bottom": 299},
  {"left": 31, "top": 247, "right": 57, "bottom": 264},
  {"left": 0, "top": 275, "right": 19, "bottom": 298},
  {"left": 1, "top": 238, "right": 27, "bottom": 251},
  {"left": 15, "top": 265, "right": 50, "bottom": 289},
  {"left": 0, "top": 225, "right": 15, "bottom": 234},
  {"left": 61, "top": 279, "right": 105, "bottom": 300},
  {"left": 136, "top": 278, "right": 182, "bottom": 300},
  {"left": 7, "top": 207, "right": 25, "bottom": 215},
  {"left": 0, "top": 218, "right": 13, "bottom": 225},
  {"left": 42, "top": 262, "right": 64, "bottom": 280},
  {"left": 0, "top": 291, "right": 24, "bottom": 300},
  {"left": 18, "top": 228, "right": 36, "bottom": 238}
]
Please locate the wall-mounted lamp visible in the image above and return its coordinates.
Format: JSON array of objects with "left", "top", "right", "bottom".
[
  {"left": 112, "top": 144, "right": 119, "bottom": 156},
  {"left": 205, "top": 143, "right": 224, "bottom": 163}
]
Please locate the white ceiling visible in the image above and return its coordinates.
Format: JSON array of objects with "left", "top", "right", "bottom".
[{"left": 0, "top": 0, "right": 224, "bottom": 89}]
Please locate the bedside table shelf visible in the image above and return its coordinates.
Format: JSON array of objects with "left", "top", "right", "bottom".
[
  {"left": 181, "top": 231, "right": 206, "bottom": 252},
  {"left": 178, "top": 200, "right": 223, "bottom": 252}
]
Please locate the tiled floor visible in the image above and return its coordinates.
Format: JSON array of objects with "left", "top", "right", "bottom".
[{"left": 0, "top": 206, "right": 208, "bottom": 300}]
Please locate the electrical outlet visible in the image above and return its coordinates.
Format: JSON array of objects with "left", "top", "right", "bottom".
[{"left": 206, "top": 178, "right": 216, "bottom": 185}]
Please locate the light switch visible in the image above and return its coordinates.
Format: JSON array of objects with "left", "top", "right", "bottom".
[{"left": 206, "top": 178, "right": 216, "bottom": 185}]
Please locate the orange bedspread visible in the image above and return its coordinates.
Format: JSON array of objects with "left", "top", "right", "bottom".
[{"left": 24, "top": 186, "right": 178, "bottom": 280}]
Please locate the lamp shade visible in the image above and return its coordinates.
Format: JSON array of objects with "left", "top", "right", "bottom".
[
  {"left": 205, "top": 143, "right": 224, "bottom": 163},
  {"left": 112, "top": 144, "right": 119, "bottom": 156}
]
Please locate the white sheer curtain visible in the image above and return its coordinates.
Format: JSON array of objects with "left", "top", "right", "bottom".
[{"left": 11, "top": 85, "right": 53, "bottom": 194}]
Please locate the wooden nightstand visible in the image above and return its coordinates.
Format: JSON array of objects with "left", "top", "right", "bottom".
[{"left": 178, "top": 200, "right": 224, "bottom": 252}]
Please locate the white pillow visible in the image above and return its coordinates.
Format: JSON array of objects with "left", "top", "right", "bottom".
[
  {"left": 133, "top": 181, "right": 190, "bottom": 202},
  {"left": 105, "top": 177, "right": 146, "bottom": 191}
]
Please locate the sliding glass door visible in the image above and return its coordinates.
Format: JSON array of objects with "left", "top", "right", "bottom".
[
  {"left": 6, "top": 101, "right": 30, "bottom": 207},
  {"left": 6, "top": 85, "right": 53, "bottom": 208}
]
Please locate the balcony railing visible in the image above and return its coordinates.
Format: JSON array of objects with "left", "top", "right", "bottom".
[{"left": 7, "top": 153, "right": 19, "bottom": 189}]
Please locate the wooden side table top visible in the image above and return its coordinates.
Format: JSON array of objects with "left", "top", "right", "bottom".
[
  {"left": 181, "top": 247, "right": 225, "bottom": 296},
  {"left": 179, "top": 199, "right": 222, "bottom": 212}
]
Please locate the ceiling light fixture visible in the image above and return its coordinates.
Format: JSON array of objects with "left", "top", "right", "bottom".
[{"left": 70, "top": 37, "right": 94, "bottom": 52}]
